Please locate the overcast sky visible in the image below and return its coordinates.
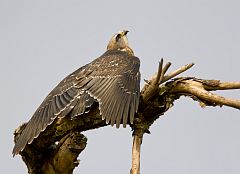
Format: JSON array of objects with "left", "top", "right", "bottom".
[{"left": 1, "top": 0, "right": 240, "bottom": 173}]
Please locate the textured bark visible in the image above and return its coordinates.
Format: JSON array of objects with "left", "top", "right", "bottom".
[{"left": 13, "top": 62, "right": 240, "bottom": 174}]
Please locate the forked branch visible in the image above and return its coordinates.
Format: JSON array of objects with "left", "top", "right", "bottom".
[
  {"left": 170, "top": 79, "right": 240, "bottom": 109},
  {"left": 131, "top": 61, "right": 240, "bottom": 174},
  {"left": 14, "top": 60, "right": 239, "bottom": 174}
]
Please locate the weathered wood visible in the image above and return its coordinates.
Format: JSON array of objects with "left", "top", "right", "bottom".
[{"left": 14, "top": 62, "right": 240, "bottom": 174}]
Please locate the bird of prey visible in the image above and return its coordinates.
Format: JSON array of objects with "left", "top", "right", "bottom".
[{"left": 12, "top": 30, "right": 140, "bottom": 156}]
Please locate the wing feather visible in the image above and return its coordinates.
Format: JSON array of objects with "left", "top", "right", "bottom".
[
  {"left": 63, "top": 89, "right": 76, "bottom": 101},
  {"left": 32, "top": 107, "right": 47, "bottom": 140},
  {"left": 88, "top": 78, "right": 108, "bottom": 95},
  {"left": 39, "top": 105, "right": 49, "bottom": 131},
  {"left": 104, "top": 87, "right": 118, "bottom": 123},
  {"left": 47, "top": 102, "right": 54, "bottom": 123},
  {"left": 59, "top": 93, "right": 71, "bottom": 106},
  {"left": 70, "top": 96, "right": 83, "bottom": 117},
  {"left": 70, "top": 91, "right": 95, "bottom": 118},
  {"left": 13, "top": 50, "right": 140, "bottom": 156},
  {"left": 52, "top": 96, "right": 60, "bottom": 115},
  {"left": 12, "top": 86, "right": 80, "bottom": 155},
  {"left": 129, "top": 97, "right": 135, "bottom": 125},
  {"left": 78, "top": 50, "right": 140, "bottom": 127},
  {"left": 115, "top": 92, "right": 128, "bottom": 127},
  {"left": 122, "top": 93, "right": 130, "bottom": 127},
  {"left": 88, "top": 78, "right": 113, "bottom": 99},
  {"left": 27, "top": 109, "right": 44, "bottom": 144},
  {"left": 115, "top": 94, "right": 125, "bottom": 128},
  {"left": 55, "top": 95, "right": 65, "bottom": 112},
  {"left": 99, "top": 89, "right": 114, "bottom": 120},
  {"left": 108, "top": 98, "right": 118, "bottom": 125}
]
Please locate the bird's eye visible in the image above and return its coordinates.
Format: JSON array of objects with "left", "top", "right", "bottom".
[{"left": 115, "top": 33, "right": 121, "bottom": 42}]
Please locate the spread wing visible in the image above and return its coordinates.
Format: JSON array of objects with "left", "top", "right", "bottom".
[
  {"left": 13, "top": 50, "right": 140, "bottom": 156},
  {"left": 12, "top": 65, "right": 94, "bottom": 156},
  {"left": 75, "top": 50, "right": 140, "bottom": 128}
]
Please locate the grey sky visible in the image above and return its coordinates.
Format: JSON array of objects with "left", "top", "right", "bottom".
[{"left": 1, "top": 0, "right": 240, "bottom": 173}]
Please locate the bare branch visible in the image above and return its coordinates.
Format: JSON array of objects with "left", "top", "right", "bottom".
[
  {"left": 159, "top": 62, "right": 171, "bottom": 84},
  {"left": 141, "top": 62, "right": 194, "bottom": 102},
  {"left": 162, "top": 63, "right": 195, "bottom": 83},
  {"left": 131, "top": 136, "right": 141, "bottom": 174},
  {"left": 205, "top": 81, "right": 240, "bottom": 91},
  {"left": 131, "top": 129, "right": 144, "bottom": 174},
  {"left": 171, "top": 80, "right": 240, "bottom": 110},
  {"left": 153, "top": 58, "right": 163, "bottom": 85}
]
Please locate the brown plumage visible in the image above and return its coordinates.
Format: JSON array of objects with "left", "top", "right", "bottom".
[{"left": 12, "top": 30, "right": 140, "bottom": 156}]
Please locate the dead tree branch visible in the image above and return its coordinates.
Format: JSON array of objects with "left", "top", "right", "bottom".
[
  {"left": 170, "top": 78, "right": 240, "bottom": 109},
  {"left": 14, "top": 60, "right": 240, "bottom": 174},
  {"left": 130, "top": 62, "right": 239, "bottom": 174}
]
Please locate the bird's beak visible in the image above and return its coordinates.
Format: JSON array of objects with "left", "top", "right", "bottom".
[{"left": 123, "top": 30, "right": 129, "bottom": 36}]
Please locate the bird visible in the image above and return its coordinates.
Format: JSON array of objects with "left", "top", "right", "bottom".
[{"left": 12, "top": 30, "right": 141, "bottom": 156}]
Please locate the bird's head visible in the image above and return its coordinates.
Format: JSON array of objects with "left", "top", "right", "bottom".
[{"left": 107, "top": 30, "right": 134, "bottom": 55}]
